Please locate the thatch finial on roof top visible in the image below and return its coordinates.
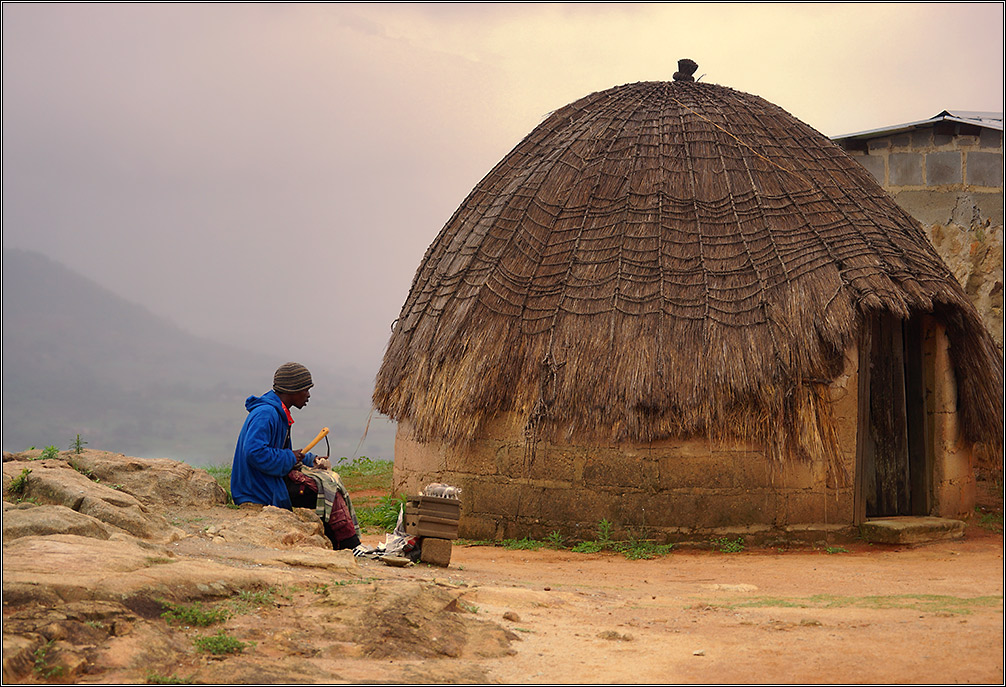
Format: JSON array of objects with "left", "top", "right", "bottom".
[{"left": 673, "top": 58, "right": 698, "bottom": 81}]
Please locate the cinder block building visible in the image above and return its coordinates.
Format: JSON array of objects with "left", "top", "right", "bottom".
[{"left": 832, "top": 112, "right": 1003, "bottom": 349}]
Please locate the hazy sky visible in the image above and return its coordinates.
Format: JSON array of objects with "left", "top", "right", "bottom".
[{"left": 3, "top": 2, "right": 1004, "bottom": 382}]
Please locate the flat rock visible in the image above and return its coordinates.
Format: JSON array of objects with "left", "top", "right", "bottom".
[
  {"left": 2, "top": 503, "right": 121, "bottom": 541},
  {"left": 2, "top": 534, "right": 343, "bottom": 606}
]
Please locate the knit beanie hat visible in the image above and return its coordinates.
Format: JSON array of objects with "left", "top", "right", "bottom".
[{"left": 273, "top": 362, "right": 314, "bottom": 394}]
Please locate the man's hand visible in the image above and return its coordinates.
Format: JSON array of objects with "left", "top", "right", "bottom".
[{"left": 293, "top": 449, "right": 306, "bottom": 464}]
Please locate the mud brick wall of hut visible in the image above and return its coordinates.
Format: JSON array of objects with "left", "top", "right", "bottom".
[
  {"left": 393, "top": 317, "right": 974, "bottom": 541},
  {"left": 838, "top": 125, "right": 1004, "bottom": 351}
]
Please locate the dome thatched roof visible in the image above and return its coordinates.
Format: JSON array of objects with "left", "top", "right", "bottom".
[{"left": 374, "top": 77, "right": 1003, "bottom": 459}]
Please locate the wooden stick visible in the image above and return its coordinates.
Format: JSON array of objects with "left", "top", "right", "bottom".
[{"left": 301, "top": 427, "right": 329, "bottom": 454}]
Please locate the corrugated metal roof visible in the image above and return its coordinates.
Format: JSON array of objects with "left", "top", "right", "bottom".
[{"left": 831, "top": 110, "right": 1003, "bottom": 141}]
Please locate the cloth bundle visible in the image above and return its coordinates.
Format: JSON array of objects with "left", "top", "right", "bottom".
[{"left": 287, "top": 467, "right": 360, "bottom": 543}]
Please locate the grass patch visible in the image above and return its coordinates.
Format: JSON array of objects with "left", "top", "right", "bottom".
[
  {"left": 356, "top": 492, "right": 407, "bottom": 532},
  {"left": 459, "top": 519, "right": 673, "bottom": 560},
  {"left": 502, "top": 536, "right": 547, "bottom": 550},
  {"left": 145, "top": 557, "right": 177, "bottom": 566},
  {"left": 203, "top": 466, "right": 233, "bottom": 503},
  {"left": 975, "top": 506, "right": 1003, "bottom": 533},
  {"left": 224, "top": 588, "right": 278, "bottom": 615},
  {"left": 715, "top": 594, "right": 1001, "bottom": 615},
  {"left": 161, "top": 601, "right": 229, "bottom": 627},
  {"left": 146, "top": 673, "right": 191, "bottom": 685},
  {"left": 193, "top": 630, "right": 250, "bottom": 655},
  {"left": 334, "top": 456, "right": 393, "bottom": 492}
]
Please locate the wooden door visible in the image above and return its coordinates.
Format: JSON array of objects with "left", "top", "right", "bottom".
[{"left": 855, "top": 313, "right": 931, "bottom": 521}]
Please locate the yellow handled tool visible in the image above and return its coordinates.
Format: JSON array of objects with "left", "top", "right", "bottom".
[{"left": 301, "top": 427, "right": 329, "bottom": 454}]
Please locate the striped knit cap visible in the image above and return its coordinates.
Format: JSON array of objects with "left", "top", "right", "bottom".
[{"left": 273, "top": 362, "right": 314, "bottom": 393}]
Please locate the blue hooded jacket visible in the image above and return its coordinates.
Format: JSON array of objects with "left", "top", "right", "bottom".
[{"left": 231, "top": 390, "right": 315, "bottom": 508}]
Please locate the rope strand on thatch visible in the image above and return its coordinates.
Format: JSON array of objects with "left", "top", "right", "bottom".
[{"left": 375, "top": 77, "right": 1004, "bottom": 464}]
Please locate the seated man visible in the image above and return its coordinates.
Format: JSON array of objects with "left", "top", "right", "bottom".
[{"left": 231, "top": 362, "right": 360, "bottom": 550}]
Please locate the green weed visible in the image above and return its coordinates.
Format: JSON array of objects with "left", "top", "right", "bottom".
[
  {"left": 825, "top": 546, "right": 849, "bottom": 554},
  {"left": 161, "top": 601, "right": 229, "bottom": 627},
  {"left": 70, "top": 434, "right": 88, "bottom": 455},
  {"left": 40, "top": 445, "right": 60, "bottom": 460},
  {"left": 617, "top": 539, "right": 674, "bottom": 560},
  {"left": 8, "top": 467, "right": 31, "bottom": 497},
  {"left": 595, "top": 518, "right": 613, "bottom": 544},
  {"left": 571, "top": 540, "right": 606, "bottom": 554},
  {"left": 33, "top": 638, "right": 64, "bottom": 679},
  {"left": 546, "top": 530, "right": 565, "bottom": 549},
  {"left": 570, "top": 519, "right": 616, "bottom": 553},
  {"left": 713, "top": 536, "right": 746, "bottom": 553},
  {"left": 193, "top": 630, "right": 250, "bottom": 655},
  {"left": 68, "top": 459, "right": 100, "bottom": 482}
]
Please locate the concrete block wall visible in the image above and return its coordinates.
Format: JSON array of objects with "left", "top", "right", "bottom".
[
  {"left": 838, "top": 123, "right": 1004, "bottom": 349},
  {"left": 393, "top": 353, "right": 860, "bottom": 542}
]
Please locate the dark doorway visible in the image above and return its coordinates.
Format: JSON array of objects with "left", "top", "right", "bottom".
[{"left": 856, "top": 313, "right": 932, "bottom": 520}]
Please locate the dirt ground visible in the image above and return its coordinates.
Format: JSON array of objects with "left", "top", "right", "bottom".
[
  {"left": 345, "top": 526, "right": 1003, "bottom": 685},
  {"left": 100, "top": 488, "right": 1006, "bottom": 684},
  {"left": 5, "top": 463, "right": 1002, "bottom": 685}
]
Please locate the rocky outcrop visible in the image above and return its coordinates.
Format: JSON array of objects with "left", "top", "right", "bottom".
[
  {"left": 1, "top": 450, "right": 513, "bottom": 684},
  {"left": 58, "top": 450, "right": 229, "bottom": 509},
  {"left": 2, "top": 454, "right": 185, "bottom": 542}
]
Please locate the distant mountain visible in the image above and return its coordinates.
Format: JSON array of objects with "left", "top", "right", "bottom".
[{"left": 1, "top": 249, "right": 395, "bottom": 465}]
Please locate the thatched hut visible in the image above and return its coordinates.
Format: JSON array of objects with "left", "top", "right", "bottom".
[{"left": 375, "top": 62, "right": 1003, "bottom": 541}]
